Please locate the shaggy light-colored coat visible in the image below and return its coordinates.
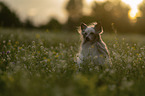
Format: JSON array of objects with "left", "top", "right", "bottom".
[{"left": 77, "top": 23, "right": 111, "bottom": 67}]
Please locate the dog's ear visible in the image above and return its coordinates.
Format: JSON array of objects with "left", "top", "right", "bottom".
[
  {"left": 81, "top": 23, "right": 87, "bottom": 32},
  {"left": 94, "top": 23, "right": 103, "bottom": 34}
]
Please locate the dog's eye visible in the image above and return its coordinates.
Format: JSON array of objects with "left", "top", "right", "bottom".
[
  {"left": 84, "top": 33, "right": 87, "bottom": 35},
  {"left": 90, "top": 33, "right": 94, "bottom": 35}
]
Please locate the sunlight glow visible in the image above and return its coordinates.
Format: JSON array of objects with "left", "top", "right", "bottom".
[
  {"left": 85, "top": 0, "right": 143, "bottom": 22},
  {"left": 85, "top": 0, "right": 105, "bottom": 4},
  {"left": 129, "top": 9, "right": 138, "bottom": 19},
  {"left": 86, "top": 0, "right": 94, "bottom": 4},
  {"left": 95, "top": 0, "right": 105, "bottom": 2},
  {"left": 122, "top": 0, "right": 143, "bottom": 21}
]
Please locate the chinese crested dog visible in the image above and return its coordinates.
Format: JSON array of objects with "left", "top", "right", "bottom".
[{"left": 77, "top": 22, "right": 111, "bottom": 67}]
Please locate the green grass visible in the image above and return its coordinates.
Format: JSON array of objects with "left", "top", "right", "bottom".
[{"left": 0, "top": 28, "right": 145, "bottom": 96}]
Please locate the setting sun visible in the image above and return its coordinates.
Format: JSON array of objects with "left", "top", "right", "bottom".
[
  {"left": 128, "top": 9, "right": 138, "bottom": 19},
  {"left": 85, "top": 0, "right": 143, "bottom": 22},
  {"left": 122, "top": 0, "right": 143, "bottom": 21}
]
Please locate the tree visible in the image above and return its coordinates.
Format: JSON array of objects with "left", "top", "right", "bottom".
[
  {"left": 91, "top": 1, "right": 131, "bottom": 33},
  {"left": 0, "top": 2, "right": 22, "bottom": 27},
  {"left": 65, "top": 0, "right": 84, "bottom": 31},
  {"left": 40, "top": 18, "right": 62, "bottom": 31},
  {"left": 66, "top": 0, "right": 83, "bottom": 20},
  {"left": 136, "top": 0, "right": 145, "bottom": 34},
  {"left": 23, "top": 19, "right": 35, "bottom": 29}
]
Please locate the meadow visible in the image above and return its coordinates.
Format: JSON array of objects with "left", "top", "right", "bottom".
[{"left": 0, "top": 28, "right": 145, "bottom": 96}]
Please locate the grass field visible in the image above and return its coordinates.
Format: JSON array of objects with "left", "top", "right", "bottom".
[{"left": 0, "top": 28, "right": 145, "bottom": 96}]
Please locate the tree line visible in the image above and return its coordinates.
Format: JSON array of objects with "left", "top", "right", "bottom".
[
  {"left": 0, "top": 2, "right": 35, "bottom": 29},
  {"left": 0, "top": 1, "right": 145, "bottom": 34}
]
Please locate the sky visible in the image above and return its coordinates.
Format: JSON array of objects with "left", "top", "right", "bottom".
[
  {"left": 1, "top": 0, "right": 144, "bottom": 26},
  {"left": 2, "top": 0, "right": 68, "bottom": 26}
]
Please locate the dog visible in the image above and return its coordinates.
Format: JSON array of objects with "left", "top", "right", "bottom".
[{"left": 77, "top": 22, "right": 111, "bottom": 67}]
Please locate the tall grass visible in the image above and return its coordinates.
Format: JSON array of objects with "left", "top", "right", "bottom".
[{"left": 0, "top": 28, "right": 145, "bottom": 96}]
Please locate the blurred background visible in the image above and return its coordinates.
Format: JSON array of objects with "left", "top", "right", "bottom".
[{"left": 0, "top": 0, "right": 145, "bottom": 34}]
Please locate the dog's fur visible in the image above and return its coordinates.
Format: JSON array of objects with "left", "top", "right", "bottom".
[{"left": 77, "top": 22, "right": 111, "bottom": 67}]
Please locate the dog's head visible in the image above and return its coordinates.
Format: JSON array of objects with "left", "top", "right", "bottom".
[{"left": 80, "top": 22, "right": 103, "bottom": 42}]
